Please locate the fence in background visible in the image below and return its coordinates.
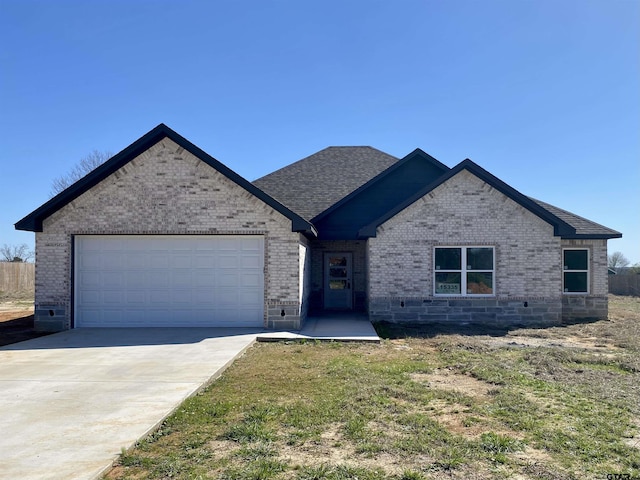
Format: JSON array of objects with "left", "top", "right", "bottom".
[
  {"left": 609, "top": 275, "right": 640, "bottom": 297},
  {"left": 2, "top": 262, "right": 638, "bottom": 297},
  {"left": 0, "top": 262, "right": 35, "bottom": 293}
]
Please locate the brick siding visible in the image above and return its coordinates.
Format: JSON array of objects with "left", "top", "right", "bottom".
[
  {"left": 368, "top": 170, "right": 608, "bottom": 326},
  {"left": 560, "top": 238, "right": 609, "bottom": 319},
  {"left": 34, "top": 138, "right": 303, "bottom": 331}
]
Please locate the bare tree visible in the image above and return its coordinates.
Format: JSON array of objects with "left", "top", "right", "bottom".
[
  {"left": 50, "top": 150, "right": 112, "bottom": 196},
  {"left": 608, "top": 251, "right": 630, "bottom": 271},
  {"left": 0, "top": 244, "right": 34, "bottom": 262}
]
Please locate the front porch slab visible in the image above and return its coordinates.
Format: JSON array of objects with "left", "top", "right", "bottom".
[{"left": 257, "top": 312, "right": 380, "bottom": 343}]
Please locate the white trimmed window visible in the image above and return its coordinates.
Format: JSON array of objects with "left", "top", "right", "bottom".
[
  {"left": 563, "top": 248, "right": 589, "bottom": 294},
  {"left": 434, "top": 247, "right": 495, "bottom": 296}
]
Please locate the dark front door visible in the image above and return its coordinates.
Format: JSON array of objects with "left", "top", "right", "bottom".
[{"left": 323, "top": 252, "right": 353, "bottom": 309}]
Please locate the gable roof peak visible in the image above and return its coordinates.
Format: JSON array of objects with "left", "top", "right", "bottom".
[
  {"left": 406, "top": 147, "right": 431, "bottom": 156},
  {"left": 311, "top": 146, "right": 450, "bottom": 225},
  {"left": 15, "top": 124, "right": 315, "bottom": 234},
  {"left": 402, "top": 148, "right": 451, "bottom": 170},
  {"left": 358, "top": 156, "right": 579, "bottom": 238}
]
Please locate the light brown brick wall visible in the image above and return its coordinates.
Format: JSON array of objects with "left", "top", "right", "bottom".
[
  {"left": 560, "top": 238, "right": 609, "bottom": 320},
  {"left": 35, "top": 138, "right": 302, "bottom": 330},
  {"left": 367, "top": 169, "right": 611, "bottom": 325},
  {"left": 369, "top": 170, "right": 561, "bottom": 299}
]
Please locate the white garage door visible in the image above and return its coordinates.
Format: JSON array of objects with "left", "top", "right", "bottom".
[{"left": 74, "top": 235, "right": 264, "bottom": 327}]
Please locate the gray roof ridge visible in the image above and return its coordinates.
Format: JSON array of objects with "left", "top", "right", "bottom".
[{"left": 252, "top": 146, "right": 397, "bottom": 182}]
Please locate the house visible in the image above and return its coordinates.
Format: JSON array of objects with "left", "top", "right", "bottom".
[{"left": 16, "top": 124, "right": 622, "bottom": 332}]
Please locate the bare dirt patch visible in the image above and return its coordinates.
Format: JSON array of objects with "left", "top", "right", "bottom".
[
  {"left": 411, "top": 368, "right": 494, "bottom": 399},
  {"left": 427, "top": 399, "right": 488, "bottom": 438},
  {"left": 487, "top": 333, "right": 619, "bottom": 351},
  {"left": 511, "top": 295, "right": 640, "bottom": 352},
  {"left": 208, "top": 439, "right": 242, "bottom": 460},
  {"left": 0, "top": 301, "right": 33, "bottom": 317},
  {"left": 105, "top": 295, "right": 640, "bottom": 479},
  {"left": 278, "top": 423, "right": 404, "bottom": 474}
]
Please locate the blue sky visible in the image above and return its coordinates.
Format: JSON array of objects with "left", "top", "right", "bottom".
[{"left": 1, "top": 0, "right": 638, "bottom": 263}]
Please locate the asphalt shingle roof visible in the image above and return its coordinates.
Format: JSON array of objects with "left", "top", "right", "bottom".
[
  {"left": 530, "top": 198, "right": 621, "bottom": 238},
  {"left": 252, "top": 146, "right": 399, "bottom": 220}
]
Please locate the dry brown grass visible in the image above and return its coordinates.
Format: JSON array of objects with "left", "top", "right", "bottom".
[{"left": 106, "top": 295, "right": 640, "bottom": 480}]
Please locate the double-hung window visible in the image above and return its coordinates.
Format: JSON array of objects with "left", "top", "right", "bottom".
[
  {"left": 434, "top": 247, "right": 494, "bottom": 296},
  {"left": 563, "top": 249, "right": 589, "bottom": 293}
]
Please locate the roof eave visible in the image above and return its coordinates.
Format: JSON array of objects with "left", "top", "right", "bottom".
[
  {"left": 561, "top": 233, "right": 622, "bottom": 240},
  {"left": 292, "top": 219, "right": 318, "bottom": 236},
  {"left": 15, "top": 124, "right": 316, "bottom": 236}
]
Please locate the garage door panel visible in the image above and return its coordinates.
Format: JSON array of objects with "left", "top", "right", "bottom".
[
  {"left": 79, "top": 309, "right": 103, "bottom": 326},
  {"left": 78, "top": 254, "right": 103, "bottom": 269},
  {"left": 125, "top": 291, "right": 147, "bottom": 304},
  {"left": 194, "top": 256, "right": 216, "bottom": 268},
  {"left": 75, "top": 235, "right": 264, "bottom": 328},
  {"left": 241, "top": 255, "right": 262, "bottom": 268},
  {"left": 192, "top": 290, "right": 215, "bottom": 303},
  {"left": 194, "top": 270, "right": 216, "bottom": 287},
  {"left": 240, "top": 237, "right": 262, "bottom": 250},
  {"left": 148, "top": 291, "right": 172, "bottom": 304},
  {"left": 146, "top": 254, "right": 169, "bottom": 268},
  {"left": 124, "top": 271, "right": 147, "bottom": 286},
  {"left": 218, "top": 274, "right": 239, "bottom": 287},
  {"left": 170, "top": 241, "right": 192, "bottom": 252},
  {"left": 215, "top": 308, "right": 240, "bottom": 321},
  {"left": 78, "top": 290, "right": 101, "bottom": 305},
  {"left": 216, "top": 238, "right": 238, "bottom": 250},
  {"left": 194, "top": 239, "right": 217, "bottom": 251},
  {"left": 103, "top": 291, "right": 125, "bottom": 304},
  {"left": 79, "top": 271, "right": 101, "bottom": 287},
  {"left": 170, "top": 255, "right": 194, "bottom": 268},
  {"left": 124, "top": 254, "right": 145, "bottom": 268},
  {"left": 240, "top": 272, "right": 262, "bottom": 287},
  {"left": 234, "top": 310, "right": 262, "bottom": 323},
  {"left": 218, "top": 255, "right": 239, "bottom": 268},
  {"left": 215, "top": 287, "right": 239, "bottom": 305},
  {"left": 110, "top": 255, "right": 126, "bottom": 269},
  {"left": 172, "top": 271, "right": 193, "bottom": 287},
  {"left": 123, "top": 310, "right": 148, "bottom": 324},
  {"left": 149, "top": 239, "right": 171, "bottom": 251},
  {"left": 147, "top": 274, "right": 170, "bottom": 288},
  {"left": 239, "top": 287, "right": 262, "bottom": 300},
  {"left": 102, "top": 272, "right": 124, "bottom": 287},
  {"left": 124, "top": 237, "right": 148, "bottom": 250}
]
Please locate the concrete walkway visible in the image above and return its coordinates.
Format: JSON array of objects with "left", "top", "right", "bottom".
[
  {"left": 0, "top": 328, "right": 259, "bottom": 480},
  {"left": 258, "top": 312, "right": 380, "bottom": 342}
]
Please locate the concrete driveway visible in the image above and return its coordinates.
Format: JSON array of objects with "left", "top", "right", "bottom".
[{"left": 0, "top": 328, "right": 259, "bottom": 480}]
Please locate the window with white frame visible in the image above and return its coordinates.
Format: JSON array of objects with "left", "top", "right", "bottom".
[
  {"left": 434, "top": 247, "right": 494, "bottom": 296},
  {"left": 563, "top": 249, "right": 589, "bottom": 293}
]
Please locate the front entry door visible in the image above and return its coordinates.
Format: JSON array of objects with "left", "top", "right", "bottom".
[{"left": 324, "top": 252, "right": 353, "bottom": 309}]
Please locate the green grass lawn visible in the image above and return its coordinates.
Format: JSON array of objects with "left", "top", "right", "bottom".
[{"left": 107, "top": 296, "right": 640, "bottom": 480}]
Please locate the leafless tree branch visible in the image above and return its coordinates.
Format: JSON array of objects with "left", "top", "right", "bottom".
[
  {"left": 0, "top": 244, "right": 34, "bottom": 262},
  {"left": 50, "top": 150, "right": 112, "bottom": 197},
  {"left": 608, "top": 251, "right": 630, "bottom": 270}
]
